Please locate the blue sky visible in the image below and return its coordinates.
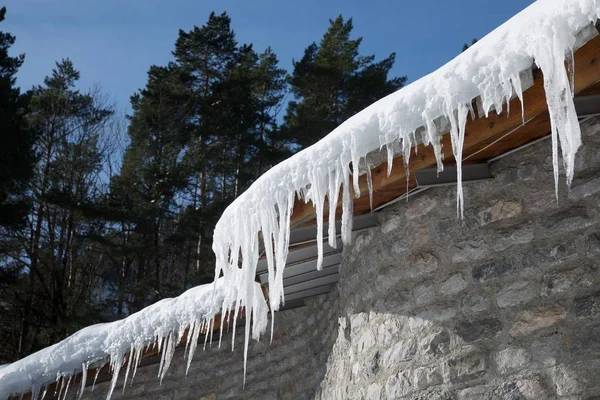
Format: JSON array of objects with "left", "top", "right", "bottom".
[{"left": 3, "top": 0, "right": 533, "bottom": 114}]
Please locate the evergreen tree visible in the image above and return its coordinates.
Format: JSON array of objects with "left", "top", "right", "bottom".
[
  {"left": 0, "top": 7, "right": 36, "bottom": 228},
  {"left": 284, "top": 15, "right": 406, "bottom": 149}
]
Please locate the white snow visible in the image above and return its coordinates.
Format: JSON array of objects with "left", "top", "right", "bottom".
[
  {"left": 0, "top": 278, "right": 268, "bottom": 400},
  {"left": 3, "top": 1, "right": 600, "bottom": 399},
  {"left": 212, "top": 0, "right": 600, "bottom": 384}
]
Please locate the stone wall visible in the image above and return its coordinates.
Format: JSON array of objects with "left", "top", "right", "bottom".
[
  {"left": 80, "top": 116, "right": 600, "bottom": 399},
  {"left": 317, "top": 116, "right": 600, "bottom": 399}
]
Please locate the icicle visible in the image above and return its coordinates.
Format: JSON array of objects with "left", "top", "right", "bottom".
[
  {"left": 62, "top": 375, "right": 72, "bottom": 400},
  {"left": 106, "top": 351, "right": 123, "bottom": 400},
  {"left": 92, "top": 365, "right": 102, "bottom": 391},
  {"left": 328, "top": 164, "right": 342, "bottom": 248},
  {"left": 366, "top": 162, "right": 374, "bottom": 211},
  {"left": 30, "top": 385, "right": 41, "bottom": 400},
  {"left": 122, "top": 346, "right": 133, "bottom": 391},
  {"left": 341, "top": 167, "right": 354, "bottom": 245},
  {"left": 78, "top": 363, "right": 88, "bottom": 400}
]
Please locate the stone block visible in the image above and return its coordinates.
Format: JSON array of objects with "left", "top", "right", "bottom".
[
  {"left": 472, "top": 258, "right": 512, "bottom": 283},
  {"left": 510, "top": 305, "right": 565, "bottom": 337},
  {"left": 541, "top": 266, "right": 596, "bottom": 297},
  {"left": 541, "top": 207, "right": 594, "bottom": 235},
  {"left": 405, "top": 195, "right": 438, "bottom": 220},
  {"left": 462, "top": 292, "right": 491, "bottom": 314},
  {"left": 413, "top": 282, "right": 435, "bottom": 305},
  {"left": 451, "top": 240, "right": 488, "bottom": 264},
  {"left": 570, "top": 322, "right": 600, "bottom": 356},
  {"left": 366, "top": 383, "right": 381, "bottom": 400},
  {"left": 530, "top": 332, "right": 565, "bottom": 367},
  {"left": 413, "top": 366, "right": 443, "bottom": 390},
  {"left": 445, "top": 352, "right": 487, "bottom": 384},
  {"left": 574, "top": 291, "right": 600, "bottom": 318},
  {"left": 440, "top": 273, "right": 468, "bottom": 295},
  {"left": 407, "top": 252, "right": 440, "bottom": 279},
  {"left": 569, "top": 176, "right": 600, "bottom": 200},
  {"left": 422, "top": 330, "right": 451, "bottom": 357},
  {"left": 475, "top": 199, "right": 523, "bottom": 226},
  {"left": 454, "top": 318, "right": 502, "bottom": 342},
  {"left": 385, "top": 371, "right": 413, "bottom": 399},
  {"left": 496, "top": 281, "right": 538, "bottom": 308},
  {"left": 493, "top": 225, "right": 534, "bottom": 252},
  {"left": 494, "top": 347, "right": 530, "bottom": 374},
  {"left": 491, "top": 379, "right": 548, "bottom": 400},
  {"left": 587, "top": 232, "right": 600, "bottom": 256},
  {"left": 382, "top": 338, "right": 417, "bottom": 365},
  {"left": 523, "top": 241, "right": 578, "bottom": 270}
]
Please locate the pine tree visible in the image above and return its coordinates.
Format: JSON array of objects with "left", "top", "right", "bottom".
[
  {"left": 284, "top": 15, "right": 406, "bottom": 149},
  {"left": 0, "top": 7, "right": 35, "bottom": 228}
]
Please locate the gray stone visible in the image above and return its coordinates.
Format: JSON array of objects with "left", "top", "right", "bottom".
[
  {"left": 440, "top": 273, "right": 468, "bottom": 295},
  {"left": 494, "top": 225, "right": 534, "bottom": 252},
  {"left": 574, "top": 291, "right": 600, "bottom": 318},
  {"left": 406, "top": 252, "right": 440, "bottom": 279},
  {"left": 497, "top": 281, "right": 538, "bottom": 308},
  {"left": 451, "top": 240, "right": 488, "bottom": 263},
  {"left": 382, "top": 339, "right": 417, "bottom": 365},
  {"left": 413, "top": 282, "right": 436, "bottom": 305},
  {"left": 495, "top": 347, "right": 530, "bottom": 374},
  {"left": 462, "top": 293, "right": 491, "bottom": 314},
  {"left": 475, "top": 199, "right": 523, "bottom": 226},
  {"left": 454, "top": 318, "right": 502, "bottom": 342},
  {"left": 541, "top": 266, "right": 596, "bottom": 297},
  {"left": 569, "top": 176, "right": 600, "bottom": 200},
  {"left": 472, "top": 258, "right": 513, "bottom": 283},
  {"left": 523, "top": 241, "right": 578, "bottom": 270},
  {"left": 392, "top": 236, "right": 411, "bottom": 253},
  {"left": 553, "top": 364, "right": 584, "bottom": 396},
  {"left": 571, "top": 322, "right": 600, "bottom": 356},
  {"left": 445, "top": 352, "right": 487, "bottom": 384},
  {"left": 414, "top": 366, "right": 443, "bottom": 390},
  {"left": 510, "top": 305, "right": 565, "bottom": 337},
  {"left": 489, "top": 379, "right": 548, "bottom": 400},
  {"left": 587, "top": 232, "right": 600, "bottom": 256},
  {"left": 530, "top": 332, "right": 565, "bottom": 367},
  {"left": 423, "top": 330, "right": 451, "bottom": 357},
  {"left": 409, "top": 388, "right": 456, "bottom": 400},
  {"left": 385, "top": 371, "right": 413, "bottom": 399},
  {"left": 541, "top": 207, "right": 594, "bottom": 235},
  {"left": 380, "top": 213, "right": 402, "bottom": 234},
  {"left": 406, "top": 195, "right": 438, "bottom": 220},
  {"left": 366, "top": 383, "right": 381, "bottom": 400}
]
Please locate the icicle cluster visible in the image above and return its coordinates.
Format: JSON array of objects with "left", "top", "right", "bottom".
[
  {"left": 213, "top": 0, "right": 600, "bottom": 383},
  {"left": 0, "top": 278, "right": 268, "bottom": 400}
]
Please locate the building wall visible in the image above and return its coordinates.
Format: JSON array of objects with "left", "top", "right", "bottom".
[{"left": 84, "top": 116, "right": 600, "bottom": 399}]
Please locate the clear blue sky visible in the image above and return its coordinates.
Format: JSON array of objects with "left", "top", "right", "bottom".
[{"left": 3, "top": 0, "right": 533, "bottom": 114}]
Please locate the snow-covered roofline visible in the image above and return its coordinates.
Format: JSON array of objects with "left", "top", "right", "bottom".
[
  {"left": 212, "top": 0, "right": 599, "bottom": 384},
  {"left": 0, "top": 279, "right": 267, "bottom": 399}
]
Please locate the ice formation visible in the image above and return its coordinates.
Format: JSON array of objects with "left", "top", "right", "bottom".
[
  {"left": 213, "top": 0, "right": 600, "bottom": 384},
  {"left": 2, "top": 0, "right": 600, "bottom": 399},
  {"left": 0, "top": 278, "right": 268, "bottom": 400}
]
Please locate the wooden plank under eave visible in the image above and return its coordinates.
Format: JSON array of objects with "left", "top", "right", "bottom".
[{"left": 290, "top": 33, "right": 600, "bottom": 229}]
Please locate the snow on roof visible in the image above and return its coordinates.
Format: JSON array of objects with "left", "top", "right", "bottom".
[
  {"left": 3, "top": 1, "right": 600, "bottom": 399},
  {"left": 0, "top": 278, "right": 268, "bottom": 400},
  {"left": 212, "top": 0, "right": 599, "bottom": 384}
]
